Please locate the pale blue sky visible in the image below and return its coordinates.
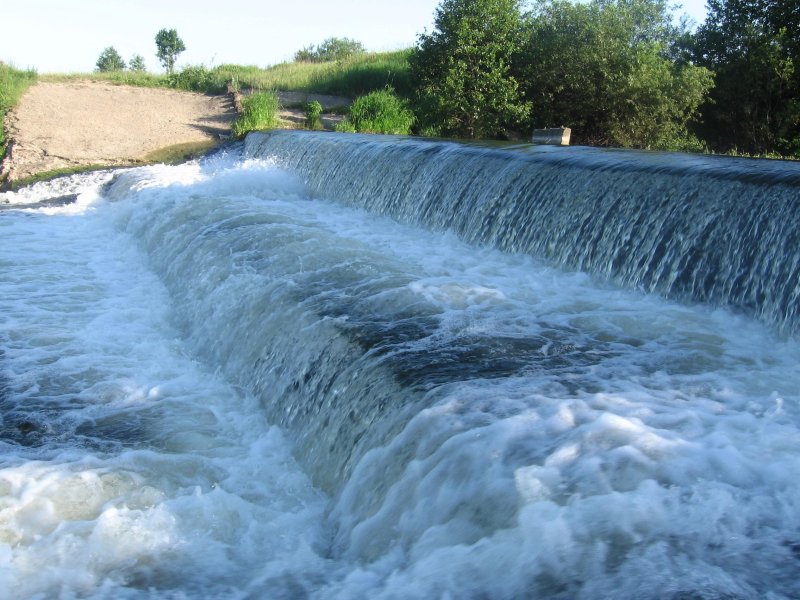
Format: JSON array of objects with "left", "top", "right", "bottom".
[{"left": 2, "top": 0, "right": 709, "bottom": 73}]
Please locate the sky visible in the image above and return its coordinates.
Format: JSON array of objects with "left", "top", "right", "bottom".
[{"left": 2, "top": 0, "right": 710, "bottom": 74}]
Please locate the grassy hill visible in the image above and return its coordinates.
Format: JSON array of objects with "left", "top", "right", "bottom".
[{"left": 40, "top": 50, "right": 413, "bottom": 99}]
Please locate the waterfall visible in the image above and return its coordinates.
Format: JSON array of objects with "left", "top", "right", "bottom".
[
  {"left": 2, "top": 147, "right": 800, "bottom": 599},
  {"left": 245, "top": 131, "right": 800, "bottom": 333}
]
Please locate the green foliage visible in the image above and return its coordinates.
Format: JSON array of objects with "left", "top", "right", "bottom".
[
  {"left": 305, "top": 100, "right": 323, "bottom": 129},
  {"left": 232, "top": 91, "right": 281, "bottom": 137},
  {"left": 129, "top": 54, "right": 147, "bottom": 72},
  {"left": 166, "top": 65, "right": 226, "bottom": 93},
  {"left": 336, "top": 87, "right": 414, "bottom": 134},
  {"left": 95, "top": 46, "right": 126, "bottom": 72},
  {"left": 155, "top": 28, "right": 186, "bottom": 74},
  {"left": 410, "top": 0, "right": 530, "bottom": 139},
  {"left": 294, "top": 37, "right": 366, "bottom": 62},
  {"left": 0, "top": 62, "right": 37, "bottom": 162},
  {"left": 519, "top": 0, "right": 713, "bottom": 149},
  {"left": 691, "top": 0, "right": 800, "bottom": 156}
]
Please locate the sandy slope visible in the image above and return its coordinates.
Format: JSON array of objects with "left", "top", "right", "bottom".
[{"left": 1, "top": 80, "right": 236, "bottom": 183}]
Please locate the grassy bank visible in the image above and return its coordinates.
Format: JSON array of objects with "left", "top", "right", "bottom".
[
  {"left": 1, "top": 63, "right": 37, "bottom": 160},
  {"left": 40, "top": 50, "right": 412, "bottom": 99},
  {"left": 219, "top": 49, "right": 412, "bottom": 97}
]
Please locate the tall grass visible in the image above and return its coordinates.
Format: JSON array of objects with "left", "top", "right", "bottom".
[
  {"left": 336, "top": 87, "right": 414, "bottom": 135},
  {"left": 39, "top": 50, "right": 413, "bottom": 99},
  {"left": 1, "top": 62, "right": 37, "bottom": 159},
  {"left": 232, "top": 91, "right": 280, "bottom": 137},
  {"left": 218, "top": 49, "right": 413, "bottom": 97}
]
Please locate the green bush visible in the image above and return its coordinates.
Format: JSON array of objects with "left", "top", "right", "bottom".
[
  {"left": 96, "top": 46, "right": 126, "bottom": 72},
  {"left": 305, "top": 100, "right": 323, "bottom": 129},
  {"left": 166, "top": 65, "right": 226, "bottom": 93},
  {"left": 336, "top": 87, "right": 414, "bottom": 135},
  {"left": 232, "top": 91, "right": 281, "bottom": 137},
  {"left": 294, "top": 37, "right": 366, "bottom": 62}
]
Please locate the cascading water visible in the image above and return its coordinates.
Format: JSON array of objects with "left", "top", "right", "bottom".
[
  {"left": 247, "top": 131, "right": 800, "bottom": 333},
  {"left": 1, "top": 134, "right": 799, "bottom": 599}
]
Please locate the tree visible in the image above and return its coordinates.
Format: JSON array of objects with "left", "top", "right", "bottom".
[
  {"left": 155, "top": 28, "right": 186, "bottom": 74},
  {"left": 129, "top": 54, "right": 146, "bottom": 72},
  {"left": 410, "top": 0, "right": 530, "bottom": 138},
  {"left": 95, "top": 46, "right": 126, "bottom": 72},
  {"left": 518, "top": 0, "right": 713, "bottom": 149},
  {"left": 692, "top": 0, "right": 800, "bottom": 155},
  {"left": 316, "top": 37, "right": 366, "bottom": 61},
  {"left": 294, "top": 37, "right": 366, "bottom": 62}
]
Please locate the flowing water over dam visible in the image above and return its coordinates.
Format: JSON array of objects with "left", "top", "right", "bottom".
[{"left": 1, "top": 131, "right": 799, "bottom": 599}]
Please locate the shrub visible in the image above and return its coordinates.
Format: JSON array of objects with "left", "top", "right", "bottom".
[
  {"left": 129, "top": 54, "right": 147, "bottom": 72},
  {"left": 232, "top": 91, "right": 281, "bottom": 137},
  {"left": 166, "top": 65, "right": 225, "bottom": 93},
  {"left": 305, "top": 100, "right": 323, "bottom": 129},
  {"left": 336, "top": 87, "right": 414, "bottom": 135},
  {"left": 96, "top": 46, "right": 126, "bottom": 72},
  {"left": 294, "top": 37, "right": 366, "bottom": 63}
]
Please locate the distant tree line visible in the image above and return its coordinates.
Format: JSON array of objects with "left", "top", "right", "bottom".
[
  {"left": 407, "top": 0, "right": 800, "bottom": 155},
  {"left": 95, "top": 28, "right": 185, "bottom": 75}
]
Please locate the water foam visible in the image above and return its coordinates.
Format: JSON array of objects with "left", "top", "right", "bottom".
[{"left": 1, "top": 153, "right": 799, "bottom": 598}]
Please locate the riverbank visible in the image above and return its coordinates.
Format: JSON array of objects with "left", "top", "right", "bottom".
[{"left": 0, "top": 81, "right": 237, "bottom": 186}]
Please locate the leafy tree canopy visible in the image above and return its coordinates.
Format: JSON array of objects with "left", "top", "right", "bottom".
[
  {"left": 155, "top": 28, "right": 186, "bottom": 74},
  {"left": 518, "top": 0, "right": 712, "bottom": 149},
  {"left": 692, "top": 0, "right": 800, "bottom": 155},
  {"left": 95, "top": 46, "right": 126, "bottom": 72},
  {"left": 410, "top": 0, "right": 530, "bottom": 138},
  {"left": 294, "top": 37, "right": 366, "bottom": 62}
]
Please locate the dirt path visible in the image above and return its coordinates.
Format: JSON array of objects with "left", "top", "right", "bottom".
[{"left": 1, "top": 81, "right": 237, "bottom": 184}]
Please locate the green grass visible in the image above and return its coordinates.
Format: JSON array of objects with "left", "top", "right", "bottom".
[
  {"left": 232, "top": 91, "right": 281, "bottom": 137},
  {"left": 39, "top": 50, "right": 413, "bottom": 99},
  {"left": 1, "top": 62, "right": 38, "bottom": 161},
  {"left": 221, "top": 49, "right": 413, "bottom": 97},
  {"left": 336, "top": 87, "right": 415, "bottom": 135},
  {"left": 41, "top": 70, "right": 164, "bottom": 88}
]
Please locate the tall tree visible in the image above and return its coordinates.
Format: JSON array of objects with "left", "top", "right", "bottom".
[
  {"left": 410, "top": 0, "right": 530, "bottom": 139},
  {"left": 155, "top": 28, "right": 186, "bottom": 74},
  {"left": 95, "top": 46, "right": 126, "bottom": 72},
  {"left": 692, "top": 0, "right": 800, "bottom": 155},
  {"left": 518, "top": 0, "right": 713, "bottom": 149}
]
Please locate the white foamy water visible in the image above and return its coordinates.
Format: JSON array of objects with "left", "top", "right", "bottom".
[{"left": 1, "top": 153, "right": 799, "bottom": 599}]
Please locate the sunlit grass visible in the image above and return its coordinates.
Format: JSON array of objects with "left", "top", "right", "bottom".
[
  {"left": 40, "top": 70, "right": 164, "bottom": 88},
  {"left": 38, "top": 50, "right": 413, "bottom": 100},
  {"left": 0, "top": 62, "right": 37, "bottom": 161},
  {"left": 219, "top": 49, "right": 413, "bottom": 97},
  {"left": 232, "top": 91, "right": 281, "bottom": 137},
  {"left": 336, "top": 87, "right": 414, "bottom": 134}
]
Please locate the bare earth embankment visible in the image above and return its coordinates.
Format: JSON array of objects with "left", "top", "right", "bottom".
[{"left": 1, "top": 81, "right": 237, "bottom": 184}]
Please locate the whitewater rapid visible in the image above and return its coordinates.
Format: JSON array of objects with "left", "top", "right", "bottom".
[{"left": 0, "top": 145, "right": 798, "bottom": 599}]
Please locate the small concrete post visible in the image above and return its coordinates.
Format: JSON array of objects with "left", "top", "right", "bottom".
[{"left": 531, "top": 127, "right": 571, "bottom": 146}]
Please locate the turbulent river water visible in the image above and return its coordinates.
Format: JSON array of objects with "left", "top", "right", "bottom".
[{"left": 1, "top": 133, "right": 799, "bottom": 599}]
